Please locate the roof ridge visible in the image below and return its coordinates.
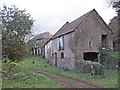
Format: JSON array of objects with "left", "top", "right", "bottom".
[
  {"left": 51, "top": 21, "right": 69, "bottom": 39},
  {"left": 42, "top": 9, "right": 97, "bottom": 46},
  {"left": 73, "top": 9, "right": 95, "bottom": 30},
  {"left": 30, "top": 31, "right": 52, "bottom": 40},
  {"left": 51, "top": 9, "right": 96, "bottom": 39}
]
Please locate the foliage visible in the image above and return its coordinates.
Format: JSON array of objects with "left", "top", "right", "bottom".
[
  {"left": 75, "top": 60, "right": 91, "bottom": 73},
  {"left": 63, "top": 67, "right": 70, "bottom": 71},
  {"left": 0, "top": 5, "right": 34, "bottom": 61},
  {"left": 113, "top": 0, "right": 120, "bottom": 13},
  {"left": 75, "top": 60, "right": 104, "bottom": 76},
  {"left": 108, "top": 0, "right": 120, "bottom": 13},
  {"left": 100, "top": 48, "right": 118, "bottom": 68},
  {"left": 109, "top": 16, "right": 118, "bottom": 39},
  {"left": 101, "top": 48, "right": 119, "bottom": 60},
  {"left": 91, "top": 62, "right": 104, "bottom": 76},
  {"left": 107, "top": 0, "right": 120, "bottom": 52},
  {"left": 3, "top": 56, "right": 118, "bottom": 88},
  {"left": 109, "top": 16, "right": 119, "bottom": 51},
  {"left": 2, "top": 57, "right": 63, "bottom": 88},
  {"left": 108, "top": 0, "right": 120, "bottom": 37},
  {"left": 2, "top": 61, "right": 22, "bottom": 79}
]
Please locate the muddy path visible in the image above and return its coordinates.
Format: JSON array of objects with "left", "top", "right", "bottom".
[{"left": 31, "top": 69, "right": 103, "bottom": 88}]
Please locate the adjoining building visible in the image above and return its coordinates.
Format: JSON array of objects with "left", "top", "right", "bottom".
[{"left": 28, "top": 32, "right": 52, "bottom": 55}]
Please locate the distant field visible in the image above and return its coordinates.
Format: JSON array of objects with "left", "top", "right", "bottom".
[{"left": 2, "top": 55, "right": 118, "bottom": 88}]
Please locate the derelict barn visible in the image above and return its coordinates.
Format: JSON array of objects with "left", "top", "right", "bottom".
[
  {"left": 28, "top": 32, "right": 52, "bottom": 56},
  {"left": 43, "top": 9, "right": 113, "bottom": 70}
]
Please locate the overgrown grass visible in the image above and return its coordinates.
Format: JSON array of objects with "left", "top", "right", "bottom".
[
  {"left": 2, "top": 56, "right": 63, "bottom": 88},
  {"left": 3, "top": 71, "right": 63, "bottom": 88},
  {"left": 2, "top": 55, "right": 118, "bottom": 88}
]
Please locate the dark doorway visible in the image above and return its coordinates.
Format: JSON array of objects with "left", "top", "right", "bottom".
[
  {"left": 55, "top": 52, "right": 57, "bottom": 66},
  {"left": 35, "top": 48, "right": 37, "bottom": 55},
  {"left": 102, "top": 35, "right": 107, "bottom": 48},
  {"left": 84, "top": 52, "right": 98, "bottom": 61},
  {"left": 31, "top": 48, "right": 34, "bottom": 55},
  {"left": 38, "top": 49, "right": 40, "bottom": 55}
]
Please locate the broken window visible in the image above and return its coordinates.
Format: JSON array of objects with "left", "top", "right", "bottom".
[
  {"left": 102, "top": 35, "right": 107, "bottom": 48},
  {"left": 59, "top": 36, "right": 64, "bottom": 50},
  {"left": 61, "top": 52, "right": 64, "bottom": 59},
  {"left": 52, "top": 53, "right": 54, "bottom": 58},
  {"left": 88, "top": 41, "right": 92, "bottom": 48},
  {"left": 84, "top": 52, "right": 98, "bottom": 62}
]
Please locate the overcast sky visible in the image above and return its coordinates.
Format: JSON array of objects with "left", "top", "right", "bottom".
[{"left": 0, "top": 0, "right": 117, "bottom": 35}]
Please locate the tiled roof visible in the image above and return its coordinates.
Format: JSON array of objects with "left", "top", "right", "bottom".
[
  {"left": 52, "top": 9, "right": 94, "bottom": 39},
  {"left": 31, "top": 32, "right": 53, "bottom": 41},
  {"left": 43, "top": 9, "right": 113, "bottom": 47}
]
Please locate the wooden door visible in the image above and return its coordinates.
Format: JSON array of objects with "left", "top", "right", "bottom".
[{"left": 55, "top": 52, "right": 57, "bottom": 66}]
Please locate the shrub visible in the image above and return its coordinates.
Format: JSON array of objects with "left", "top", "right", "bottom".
[
  {"left": 91, "top": 62, "right": 104, "bottom": 76},
  {"left": 75, "top": 60, "right": 104, "bottom": 76},
  {"left": 100, "top": 48, "right": 118, "bottom": 68},
  {"left": 2, "top": 61, "right": 22, "bottom": 79},
  {"left": 75, "top": 60, "right": 92, "bottom": 73},
  {"left": 44, "top": 65, "right": 48, "bottom": 67},
  {"left": 63, "top": 67, "right": 69, "bottom": 71}
]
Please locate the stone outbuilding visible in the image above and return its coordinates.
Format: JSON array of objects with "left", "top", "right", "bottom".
[
  {"left": 43, "top": 9, "right": 113, "bottom": 70},
  {"left": 28, "top": 32, "right": 52, "bottom": 55}
]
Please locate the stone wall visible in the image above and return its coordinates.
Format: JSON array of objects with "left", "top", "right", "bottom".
[
  {"left": 74, "top": 10, "right": 113, "bottom": 63},
  {"left": 50, "top": 32, "right": 76, "bottom": 70}
]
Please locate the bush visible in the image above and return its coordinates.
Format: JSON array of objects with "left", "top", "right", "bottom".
[
  {"left": 100, "top": 48, "right": 118, "bottom": 68},
  {"left": 91, "top": 62, "right": 104, "bottom": 76},
  {"left": 63, "top": 67, "right": 69, "bottom": 71},
  {"left": 75, "top": 60, "right": 104, "bottom": 76},
  {"left": 2, "top": 61, "right": 22, "bottom": 79},
  {"left": 75, "top": 60, "right": 92, "bottom": 73}
]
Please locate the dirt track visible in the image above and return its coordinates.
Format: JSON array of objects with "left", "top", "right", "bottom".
[{"left": 31, "top": 69, "right": 103, "bottom": 88}]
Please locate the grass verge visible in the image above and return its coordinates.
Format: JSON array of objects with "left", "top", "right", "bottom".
[{"left": 2, "top": 55, "right": 118, "bottom": 88}]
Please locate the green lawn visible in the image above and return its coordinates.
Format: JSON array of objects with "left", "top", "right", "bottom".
[
  {"left": 2, "top": 56, "right": 63, "bottom": 88},
  {"left": 2, "top": 55, "right": 118, "bottom": 88},
  {"left": 3, "top": 72, "right": 63, "bottom": 88}
]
